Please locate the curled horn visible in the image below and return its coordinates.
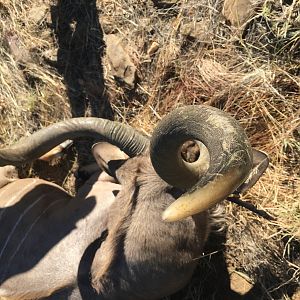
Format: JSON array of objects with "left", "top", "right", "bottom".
[
  {"left": 0, "top": 106, "right": 252, "bottom": 223},
  {"left": 0, "top": 118, "right": 149, "bottom": 166},
  {"left": 150, "top": 105, "right": 253, "bottom": 222}
]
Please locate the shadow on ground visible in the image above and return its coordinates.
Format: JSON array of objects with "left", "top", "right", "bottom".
[
  {"left": 49, "top": 0, "right": 113, "bottom": 172},
  {"left": 50, "top": 0, "right": 112, "bottom": 119},
  {"left": 168, "top": 228, "right": 300, "bottom": 300}
]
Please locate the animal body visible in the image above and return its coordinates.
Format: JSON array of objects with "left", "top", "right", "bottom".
[{"left": 0, "top": 105, "right": 267, "bottom": 299}]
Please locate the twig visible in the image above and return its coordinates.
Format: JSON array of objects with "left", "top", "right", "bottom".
[{"left": 226, "top": 194, "right": 276, "bottom": 221}]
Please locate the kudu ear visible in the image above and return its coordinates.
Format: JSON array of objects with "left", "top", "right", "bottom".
[
  {"left": 235, "top": 149, "right": 269, "bottom": 194},
  {"left": 92, "top": 142, "right": 129, "bottom": 177}
]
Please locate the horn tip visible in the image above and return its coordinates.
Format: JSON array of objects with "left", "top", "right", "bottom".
[{"left": 162, "top": 207, "right": 185, "bottom": 222}]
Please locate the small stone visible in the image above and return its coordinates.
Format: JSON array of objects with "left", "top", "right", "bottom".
[
  {"left": 292, "top": 289, "right": 300, "bottom": 300},
  {"left": 180, "top": 20, "right": 210, "bottom": 41},
  {"left": 222, "top": 0, "right": 256, "bottom": 27},
  {"left": 104, "top": 34, "right": 137, "bottom": 89},
  {"left": 230, "top": 272, "right": 253, "bottom": 295},
  {"left": 3, "top": 32, "right": 31, "bottom": 63},
  {"left": 101, "top": 17, "right": 118, "bottom": 34},
  {"left": 147, "top": 41, "right": 160, "bottom": 56},
  {"left": 28, "top": 4, "right": 49, "bottom": 24}
]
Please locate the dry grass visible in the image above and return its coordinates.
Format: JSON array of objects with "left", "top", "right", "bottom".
[
  {"left": 0, "top": 0, "right": 71, "bottom": 141},
  {"left": 0, "top": 0, "right": 299, "bottom": 299}
]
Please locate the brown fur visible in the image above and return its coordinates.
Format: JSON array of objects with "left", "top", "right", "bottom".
[
  {"left": 0, "top": 147, "right": 213, "bottom": 300},
  {"left": 89, "top": 156, "right": 209, "bottom": 299},
  {"left": 92, "top": 173, "right": 138, "bottom": 291}
]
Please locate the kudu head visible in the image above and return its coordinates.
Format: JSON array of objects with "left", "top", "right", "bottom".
[{"left": 0, "top": 105, "right": 263, "bottom": 221}]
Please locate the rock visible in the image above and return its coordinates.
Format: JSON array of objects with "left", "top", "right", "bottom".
[
  {"left": 147, "top": 41, "right": 160, "bottom": 56},
  {"left": 292, "top": 289, "right": 300, "bottom": 300},
  {"left": 230, "top": 271, "right": 253, "bottom": 295},
  {"left": 222, "top": 0, "right": 256, "bottom": 27},
  {"left": 2, "top": 32, "right": 31, "bottom": 63},
  {"left": 180, "top": 20, "right": 210, "bottom": 41},
  {"left": 101, "top": 16, "right": 118, "bottom": 34},
  {"left": 104, "top": 34, "right": 137, "bottom": 89},
  {"left": 28, "top": 4, "right": 49, "bottom": 24}
]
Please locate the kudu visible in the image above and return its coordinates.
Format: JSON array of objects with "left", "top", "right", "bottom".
[{"left": 0, "top": 105, "right": 268, "bottom": 299}]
